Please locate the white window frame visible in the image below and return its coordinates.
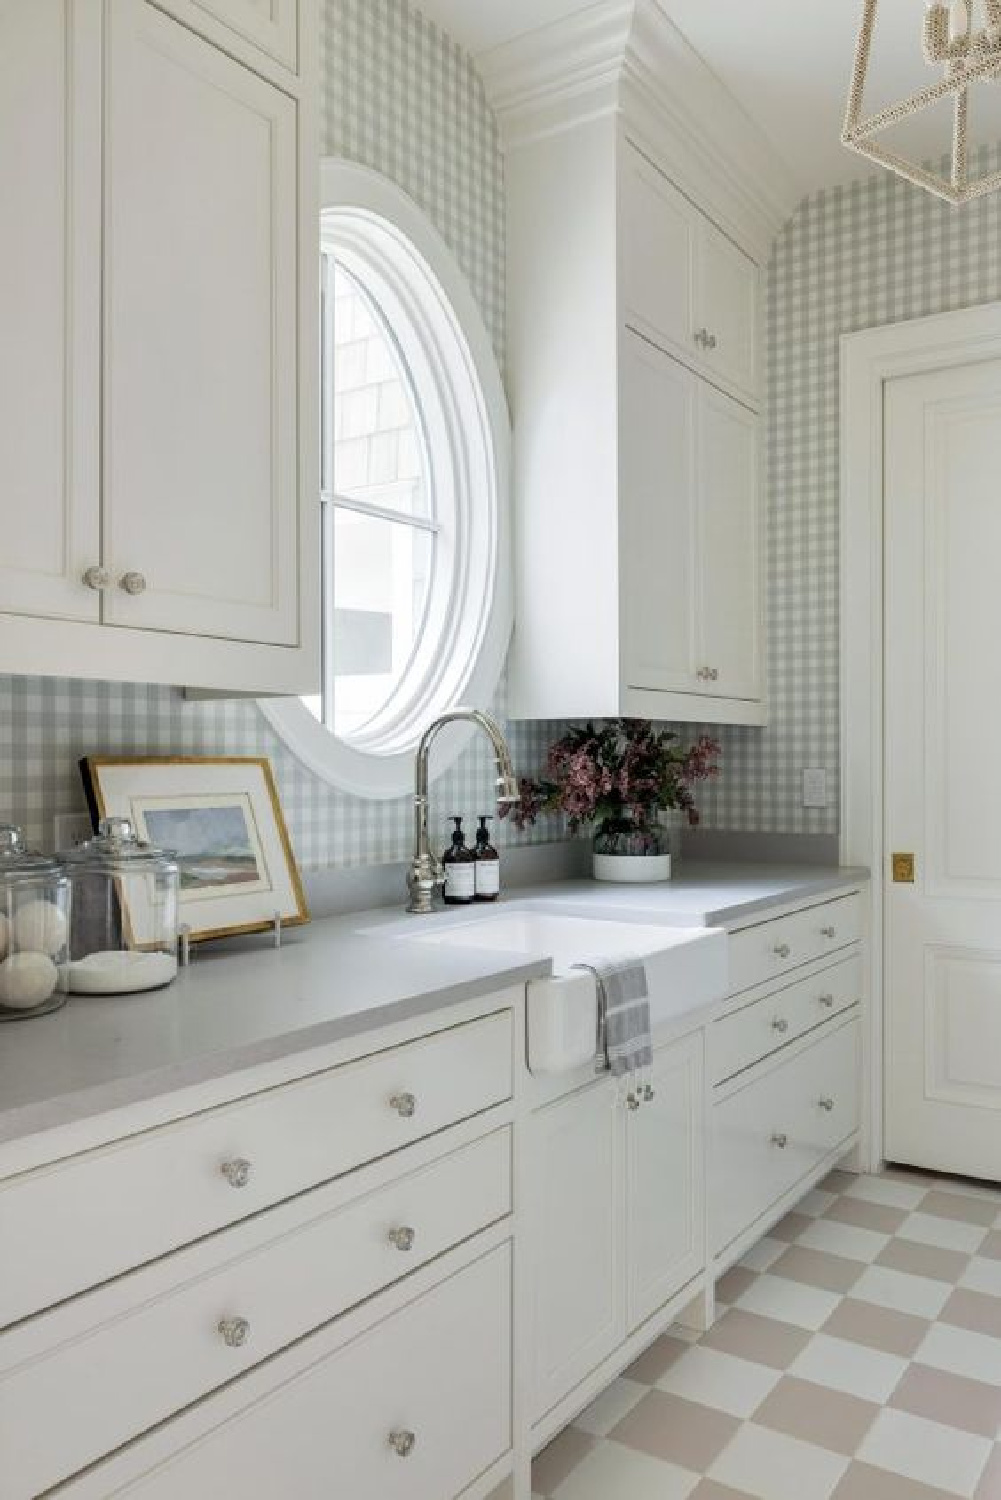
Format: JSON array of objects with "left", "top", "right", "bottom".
[{"left": 260, "top": 160, "right": 512, "bottom": 799}]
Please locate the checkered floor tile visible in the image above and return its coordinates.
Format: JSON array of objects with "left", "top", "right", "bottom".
[{"left": 532, "top": 1168, "right": 1001, "bottom": 1500}]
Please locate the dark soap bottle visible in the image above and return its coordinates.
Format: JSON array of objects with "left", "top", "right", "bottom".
[
  {"left": 474, "top": 816, "right": 500, "bottom": 902},
  {"left": 443, "top": 817, "right": 475, "bottom": 905}
]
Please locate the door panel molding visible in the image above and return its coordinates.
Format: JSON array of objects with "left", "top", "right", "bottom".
[
  {"left": 842, "top": 299, "right": 1001, "bottom": 1172},
  {"left": 924, "top": 946, "right": 1001, "bottom": 1110}
]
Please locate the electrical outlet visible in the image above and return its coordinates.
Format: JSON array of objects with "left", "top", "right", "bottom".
[
  {"left": 53, "top": 812, "right": 94, "bottom": 852},
  {"left": 802, "top": 769, "right": 828, "bottom": 809}
]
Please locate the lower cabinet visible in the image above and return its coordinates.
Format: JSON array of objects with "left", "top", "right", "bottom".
[
  {"left": 712, "top": 1016, "right": 860, "bottom": 1256},
  {"left": 530, "top": 1032, "right": 705, "bottom": 1423},
  {"left": 53, "top": 1243, "right": 512, "bottom": 1500}
]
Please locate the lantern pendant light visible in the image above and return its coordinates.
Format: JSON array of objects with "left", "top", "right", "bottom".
[{"left": 843, "top": 0, "right": 1001, "bottom": 203}]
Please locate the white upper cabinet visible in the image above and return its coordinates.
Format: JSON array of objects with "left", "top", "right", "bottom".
[
  {"left": 621, "top": 141, "right": 761, "bottom": 410},
  {"left": 697, "top": 387, "right": 762, "bottom": 701},
  {"left": 0, "top": 0, "right": 318, "bottom": 692},
  {"left": 104, "top": 1, "right": 298, "bottom": 646},
  {"left": 506, "top": 120, "right": 765, "bottom": 725},
  {"left": 0, "top": 0, "right": 101, "bottom": 623},
  {"left": 152, "top": 0, "right": 299, "bottom": 76}
]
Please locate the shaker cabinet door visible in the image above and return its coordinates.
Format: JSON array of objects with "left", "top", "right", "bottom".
[
  {"left": 151, "top": 0, "right": 299, "bottom": 74},
  {"left": 620, "top": 330, "right": 699, "bottom": 697},
  {"left": 696, "top": 385, "right": 762, "bottom": 702},
  {"left": 0, "top": 0, "right": 101, "bottom": 623},
  {"left": 103, "top": 0, "right": 300, "bottom": 646}
]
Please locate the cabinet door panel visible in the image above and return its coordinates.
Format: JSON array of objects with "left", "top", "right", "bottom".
[
  {"left": 620, "top": 142, "right": 695, "bottom": 359},
  {"left": 695, "top": 223, "right": 759, "bottom": 404},
  {"left": 530, "top": 1082, "right": 623, "bottom": 1422},
  {"left": 154, "top": 0, "right": 298, "bottom": 74},
  {"left": 697, "top": 386, "right": 761, "bottom": 701},
  {"left": 0, "top": 0, "right": 100, "bottom": 622},
  {"left": 627, "top": 1034, "right": 705, "bottom": 1333},
  {"left": 104, "top": 1, "right": 299, "bottom": 645},
  {"left": 621, "top": 332, "right": 698, "bottom": 695}
]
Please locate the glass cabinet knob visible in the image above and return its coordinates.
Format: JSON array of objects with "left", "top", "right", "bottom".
[
  {"left": 771, "top": 1132, "right": 789, "bottom": 1149},
  {"left": 818, "top": 993, "right": 835, "bottom": 1009},
  {"left": 819, "top": 1096, "right": 836, "bottom": 1112},
  {"left": 388, "top": 1226, "right": 416, "bottom": 1252},
  {"left": 218, "top": 1317, "right": 251, "bottom": 1349},
  {"left": 773, "top": 943, "right": 792, "bottom": 959},
  {"left": 220, "top": 1158, "right": 253, "bottom": 1189},
  {"left": 388, "top": 1430, "right": 417, "bottom": 1458},
  {"left": 120, "top": 571, "right": 147, "bottom": 596},
  {"left": 82, "top": 566, "right": 111, "bottom": 591},
  {"left": 772, "top": 1017, "right": 789, "bottom": 1034},
  {"left": 389, "top": 1092, "right": 417, "bottom": 1118}
]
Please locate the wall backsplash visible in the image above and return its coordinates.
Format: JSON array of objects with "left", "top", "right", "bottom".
[
  {"left": 7, "top": 6, "right": 1001, "bottom": 862},
  {"left": 0, "top": 0, "right": 564, "bottom": 870},
  {"left": 688, "top": 143, "right": 1001, "bottom": 838}
]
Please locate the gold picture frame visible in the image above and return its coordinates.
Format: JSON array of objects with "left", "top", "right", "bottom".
[{"left": 80, "top": 756, "right": 309, "bottom": 943}]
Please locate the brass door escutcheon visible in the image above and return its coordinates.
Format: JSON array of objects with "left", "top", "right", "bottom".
[{"left": 892, "top": 852, "right": 915, "bottom": 883}]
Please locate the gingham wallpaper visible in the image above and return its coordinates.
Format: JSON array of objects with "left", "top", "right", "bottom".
[
  {"left": 0, "top": 0, "right": 564, "bottom": 870},
  {"left": 686, "top": 143, "right": 1001, "bottom": 836}
]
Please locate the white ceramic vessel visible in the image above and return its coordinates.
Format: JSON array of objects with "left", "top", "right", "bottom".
[{"left": 592, "top": 852, "right": 673, "bottom": 883}]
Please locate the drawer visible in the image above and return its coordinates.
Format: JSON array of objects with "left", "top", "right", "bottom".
[
  {"left": 711, "top": 956, "right": 862, "bottom": 1085},
  {"left": 727, "top": 894, "right": 862, "bottom": 997},
  {"left": 712, "top": 1019, "right": 859, "bottom": 1254},
  {"left": 0, "top": 1008, "right": 513, "bottom": 1329},
  {"left": 53, "top": 1243, "right": 513, "bottom": 1500},
  {"left": 1, "top": 1128, "right": 511, "bottom": 1500}
]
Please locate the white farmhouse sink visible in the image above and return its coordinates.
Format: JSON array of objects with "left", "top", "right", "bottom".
[{"left": 402, "top": 909, "right": 727, "bottom": 1074}]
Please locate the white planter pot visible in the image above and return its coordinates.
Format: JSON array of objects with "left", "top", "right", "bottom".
[{"left": 592, "top": 852, "right": 673, "bottom": 884}]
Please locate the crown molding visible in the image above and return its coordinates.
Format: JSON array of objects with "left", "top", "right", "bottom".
[{"left": 479, "top": 0, "right": 803, "bottom": 252}]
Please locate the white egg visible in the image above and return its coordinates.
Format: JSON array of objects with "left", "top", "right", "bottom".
[
  {"left": 0, "top": 951, "right": 59, "bottom": 1009},
  {"left": 0, "top": 911, "right": 8, "bottom": 961},
  {"left": 12, "top": 898, "right": 68, "bottom": 958}
]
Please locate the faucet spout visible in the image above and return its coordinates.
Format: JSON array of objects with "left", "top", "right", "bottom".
[{"left": 406, "top": 708, "right": 519, "bottom": 914}]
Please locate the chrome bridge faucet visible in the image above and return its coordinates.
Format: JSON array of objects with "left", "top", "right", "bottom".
[{"left": 407, "top": 709, "right": 520, "bottom": 914}]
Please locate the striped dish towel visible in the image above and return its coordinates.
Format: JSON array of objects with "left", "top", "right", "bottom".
[{"left": 572, "top": 956, "right": 653, "bottom": 1082}]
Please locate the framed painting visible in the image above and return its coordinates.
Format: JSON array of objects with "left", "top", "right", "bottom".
[{"left": 80, "top": 756, "right": 309, "bottom": 942}]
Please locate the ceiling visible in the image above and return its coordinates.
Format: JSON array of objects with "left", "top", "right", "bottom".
[{"left": 415, "top": 0, "right": 1001, "bottom": 195}]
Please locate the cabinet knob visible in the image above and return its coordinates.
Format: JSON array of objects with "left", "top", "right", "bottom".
[
  {"left": 626, "top": 1091, "right": 642, "bottom": 1112},
  {"left": 82, "top": 565, "right": 111, "bottom": 592},
  {"left": 773, "top": 943, "right": 792, "bottom": 960},
  {"left": 771, "top": 1132, "right": 789, "bottom": 1149},
  {"left": 389, "top": 1092, "right": 416, "bottom": 1119},
  {"left": 218, "top": 1316, "right": 251, "bottom": 1349},
  {"left": 697, "top": 666, "right": 719, "bottom": 682},
  {"left": 220, "top": 1158, "right": 252, "bottom": 1189},
  {"left": 771, "top": 1017, "right": 789, "bottom": 1034},
  {"left": 819, "top": 1096, "right": 836, "bottom": 1112},
  {"left": 388, "top": 1225, "right": 416, "bottom": 1252},
  {"left": 388, "top": 1430, "right": 417, "bottom": 1459},
  {"left": 642, "top": 1084, "right": 656, "bottom": 1103},
  {"left": 707, "top": 332, "right": 718, "bottom": 350},
  {"left": 818, "top": 993, "right": 835, "bottom": 1009},
  {"left": 119, "top": 571, "right": 147, "bottom": 596},
  {"left": 820, "top": 926, "right": 837, "bottom": 940}
]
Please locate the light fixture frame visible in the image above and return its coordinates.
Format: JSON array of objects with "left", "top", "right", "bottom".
[{"left": 843, "top": 0, "right": 1001, "bottom": 204}]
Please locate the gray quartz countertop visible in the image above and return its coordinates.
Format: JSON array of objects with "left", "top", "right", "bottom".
[
  {"left": 0, "top": 862, "right": 867, "bottom": 1154},
  {"left": 0, "top": 919, "right": 551, "bottom": 1150},
  {"left": 510, "top": 863, "right": 869, "bottom": 929}
]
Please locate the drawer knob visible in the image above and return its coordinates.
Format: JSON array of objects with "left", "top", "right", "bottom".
[
  {"left": 82, "top": 565, "right": 111, "bottom": 592},
  {"left": 388, "top": 1225, "right": 416, "bottom": 1252},
  {"left": 388, "top": 1430, "right": 417, "bottom": 1459},
  {"left": 220, "top": 1158, "right": 253, "bottom": 1189},
  {"left": 119, "top": 570, "right": 147, "bottom": 596},
  {"left": 821, "top": 926, "right": 837, "bottom": 940},
  {"left": 773, "top": 943, "right": 792, "bottom": 959},
  {"left": 819, "top": 1096, "right": 836, "bottom": 1112},
  {"left": 818, "top": 993, "right": 835, "bottom": 1009},
  {"left": 389, "top": 1092, "right": 417, "bottom": 1119},
  {"left": 626, "top": 1091, "right": 642, "bottom": 1112},
  {"left": 771, "top": 1132, "right": 789, "bottom": 1149},
  {"left": 218, "top": 1317, "right": 251, "bottom": 1349},
  {"left": 772, "top": 1017, "right": 789, "bottom": 1034}
]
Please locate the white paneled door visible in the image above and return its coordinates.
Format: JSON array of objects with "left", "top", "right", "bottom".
[{"left": 884, "top": 358, "right": 1001, "bottom": 1179}]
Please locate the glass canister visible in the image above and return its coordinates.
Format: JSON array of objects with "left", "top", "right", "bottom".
[
  {"left": 62, "top": 818, "right": 180, "bottom": 995},
  {"left": 0, "top": 824, "right": 71, "bottom": 1019}
]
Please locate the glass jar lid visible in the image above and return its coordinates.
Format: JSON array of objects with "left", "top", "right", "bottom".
[
  {"left": 0, "top": 823, "right": 65, "bottom": 879},
  {"left": 62, "top": 818, "right": 178, "bottom": 875}
]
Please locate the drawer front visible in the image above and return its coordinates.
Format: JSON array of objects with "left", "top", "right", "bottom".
[
  {"left": 1, "top": 1129, "right": 511, "bottom": 1500},
  {"left": 728, "top": 894, "right": 862, "bottom": 997},
  {"left": 712, "top": 1020, "right": 859, "bottom": 1254},
  {"left": 711, "top": 956, "right": 862, "bottom": 1085},
  {"left": 0, "top": 1008, "right": 513, "bottom": 1330},
  {"left": 54, "top": 1244, "right": 512, "bottom": 1500}
]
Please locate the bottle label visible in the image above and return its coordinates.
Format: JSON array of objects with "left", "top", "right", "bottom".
[
  {"left": 475, "top": 861, "right": 501, "bottom": 897},
  {"left": 445, "top": 864, "right": 476, "bottom": 901}
]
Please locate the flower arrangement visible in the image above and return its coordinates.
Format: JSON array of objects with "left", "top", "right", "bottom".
[{"left": 504, "top": 720, "right": 722, "bottom": 848}]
